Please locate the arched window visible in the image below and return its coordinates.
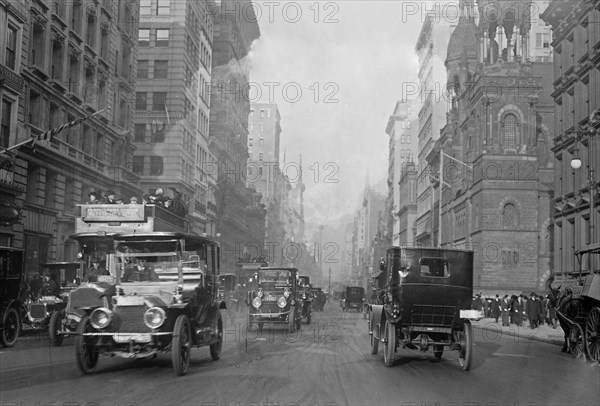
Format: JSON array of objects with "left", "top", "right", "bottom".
[
  {"left": 502, "top": 203, "right": 517, "bottom": 229},
  {"left": 502, "top": 113, "right": 518, "bottom": 149}
]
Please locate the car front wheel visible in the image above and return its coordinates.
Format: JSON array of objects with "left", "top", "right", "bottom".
[
  {"left": 172, "top": 315, "right": 192, "bottom": 376},
  {"left": 75, "top": 316, "right": 98, "bottom": 374},
  {"left": 0, "top": 307, "right": 20, "bottom": 347},
  {"left": 49, "top": 310, "right": 65, "bottom": 347}
]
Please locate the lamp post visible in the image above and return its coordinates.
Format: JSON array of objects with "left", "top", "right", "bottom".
[{"left": 570, "top": 110, "right": 600, "bottom": 256}]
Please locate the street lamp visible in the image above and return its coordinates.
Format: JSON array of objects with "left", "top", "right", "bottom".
[{"left": 570, "top": 109, "right": 600, "bottom": 249}]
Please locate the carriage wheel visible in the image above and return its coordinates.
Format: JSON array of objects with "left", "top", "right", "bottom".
[
  {"left": 568, "top": 323, "right": 586, "bottom": 361},
  {"left": 458, "top": 322, "right": 473, "bottom": 371},
  {"left": 383, "top": 320, "right": 396, "bottom": 367},
  {"left": 75, "top": 316, "right": 99, "bottom": 374},
  {"left": 585, "top": 308, "right": 600, "bottom": 363},
  {"left": 172, "top": 315, "right": 192, "bottom": 376}
]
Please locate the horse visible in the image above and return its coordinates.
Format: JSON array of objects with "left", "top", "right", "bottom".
[{"left": 548, "top": 285, "right": 585, "bottom": 353}]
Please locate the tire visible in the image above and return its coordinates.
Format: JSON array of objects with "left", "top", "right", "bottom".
[
  {"left": 288, "top": 309, "right": 296, "bottom": 333},
  {"left": 296, "top": 314, "right": 301, "bottom": 331},
  {"left": 307, "top": 312, "right": 311, "bottom": 325},
  {"left": 433, "top": 345, "right": 444, "bottom": 359},
  {"left": 370, "top": 316, "right": 379, "bottom": 355},
  {"left": 0, "top": 307, "right": 20, "bottom": 347},
  {"left": 209, "top": 311, "right": 223, "bottom": 361},
  {"left": 75, "top": 316, "right": 98, "bottom": 374},
  {"left": 568, "top": 323, "right": 586, "bottom": 361},
  {"left": 172, "top": 315, "right": 191, "bottom": 376},
  {"left": 49, "top": 310, "right": 65, "bottom": 347},
  {"left": 585, "top": 307, "right": 600, "bottom": 363},
  {"left": 383, "top": 320, "right": 396, "bottom": 367},
  {"left": 458, "top": 322, "right": 473, "bottom": 371}
]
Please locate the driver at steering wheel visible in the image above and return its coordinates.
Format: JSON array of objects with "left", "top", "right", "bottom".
[{"left": 123, "top": 258, "right": 159, "bottom": 282}]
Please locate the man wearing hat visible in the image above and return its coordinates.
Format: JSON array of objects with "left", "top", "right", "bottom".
[
  {"left": 85, "top": 257, "right": 109, "bottom": 282},
  {"left": 103, "top": 190, "right": 117, "bottom": 204},
  {"left": 86, "top": 191, "right": 100, "bottom": 204},
  {"left": 526, "top": 292, "right": 542, "bottom": 329}
]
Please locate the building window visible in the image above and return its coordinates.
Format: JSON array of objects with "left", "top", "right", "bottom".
[
  {"left": 119, "top": 98, "right": 128, "bottom": 128},
  {"left": 259, "top": 138, "right": 264, "bottom": 147},
  {"left": 258, "top": 153, "right": 263, "bottom": 161},
  {"left": 121, "top": 46, "right": 131, "bottom": 80},
  {"left": 68, "top": 54, "right": 80, "bottom": 94},
  {"left": 154, "top": 60, "right": 168, "bottom": 79},
  {"left": 502, "top": 113, "right": 518, "bottom": 149},
  {"left": 31, "top": 21, "right": 45, "bottom": 69},
  {"left": 156, "top": 29, "right": 169, "bottom": 47},
  {"left": 51, "top": 39, "right": 63, "bottom": 81},
  {"left": 98, "top": 78, "right": 107, "bottom": 110},
  {"left": 87, "top": 11, "right": 97, "bottom": 47},
  {"left": 133, "top": 156, "right": 144, "bottom": 174},
  {"left": 138, "top": 29, "right": 150, "bottom": 47},
  {"left": 0, "top": 100, "right": 12, "bottom": 149},
  {"left": 26, "top": 165, "right": 42, "bottom": 203},
  {"left": 100, "top": 25, "right": 109, "bottom": 60},
  {"left": 140, "top": 0, "right": 151, "bottom": 15},
  {"left": 134, "top": 124, "right": 146, "bottom": 142},
  {"left": 72, "top": 1, "right": 82, "bottom": 34},
  {"left": 64, "top": 178, "right": 75, "bottom": 213},
  {"left": 5, "top": 24, "right": 18, "bottom": 70},
  {"left": 28, "top": 90, "right": 42, "bottom": 127},
  {"left": 150, "top": 156, "right": 163, "bottom": 175},
  {"left": 249, "top": 138, "right": 253, "bottom": 147},
  {"left": 502, "top": 203, "right": 517, "bottom": 229},
  {"left": 157, "top": 0, "right": 170, "bottom": 15},
  {"left": 136, "top": 92, "right": 147, "bottom": 110},
  {"left": 151, "top": 126, "right": 165, "bottom": 143},
  {"left": 153, "top": 92, "right": 166, "bottom": 111},
  {"left": 138, "top": 60, "right": 149, "bottom": 79}
]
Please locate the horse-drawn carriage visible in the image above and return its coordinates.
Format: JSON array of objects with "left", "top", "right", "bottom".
[
  {"left": 369, "top": 247, "right": 478, "bottom": 370},
  {"left": 550, "top": 243, "right": 600, "bottom": 363}
]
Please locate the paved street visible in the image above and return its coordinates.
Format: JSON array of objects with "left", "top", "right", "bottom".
[{"left": 1, "top": 305, "right": 598, "bottom": 406}]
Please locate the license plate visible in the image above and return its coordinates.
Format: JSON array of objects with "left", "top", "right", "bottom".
[
  {"left": 113, "top": 333, "right": 151, "bottom": 343},
  {"left": 116, "top": 295, "right": 145, "bottom": 306},
  {"left": 460, "top": 310, "right": 482, "bottom": 319}
]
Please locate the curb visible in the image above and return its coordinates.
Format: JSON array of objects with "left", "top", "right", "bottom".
[{"left": 473, "top": 321, "right": 564, "bottom": 347}]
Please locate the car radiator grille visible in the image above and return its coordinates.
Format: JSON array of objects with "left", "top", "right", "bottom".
[
  {"left": 29, "top": 303, "right": 47, "bottom": 319},
  {"left": 114, "top": 306, "right": 151, "bottom": 333},
  {"left": 411, "top": 304, "right": 456, "bottom": 328}
]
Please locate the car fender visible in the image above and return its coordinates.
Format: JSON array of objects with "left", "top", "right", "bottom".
[{"left": 370, "top": 304, "right": 385, "bottom": 341}]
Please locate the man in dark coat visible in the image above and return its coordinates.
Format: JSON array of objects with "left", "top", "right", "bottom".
[
  {"left": 491, "top": 294, "right": 501, "bottom": 323},
  {"left": 500, "top": 295, "right": 511, "bottom": 326},
  {"left": 512, "top": 295, "right": 525, "bottom": 327},
  {"left": 526, "top": 292, "right": 542, "bottom": 329}
]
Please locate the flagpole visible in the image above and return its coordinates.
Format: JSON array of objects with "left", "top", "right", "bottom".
[{"left": 0, "top": 108, "right": 106, "bottom": 155}]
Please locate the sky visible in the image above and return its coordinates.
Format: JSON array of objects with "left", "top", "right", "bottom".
[{"left": 245, "top": 0, "right": 425, "bottom": 227}]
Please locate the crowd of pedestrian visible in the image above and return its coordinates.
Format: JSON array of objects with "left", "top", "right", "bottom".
[
  {"left": 471, "top": 292, "right": 558, "bottom": 329},
  {"left": 85, "top": 187, "right": 188, "bottom": 218}
]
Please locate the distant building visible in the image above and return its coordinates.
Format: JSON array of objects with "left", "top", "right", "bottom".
[
  {"left": 135, "top": 0, "right": 217, "bottom": 235},
  {"left": 0, "top": 0, "right": 140, "bottom": 276}
]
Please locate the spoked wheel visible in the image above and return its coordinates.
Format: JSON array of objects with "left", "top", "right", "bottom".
[
  {"left": 585, "top": 307, "right": 600, "bottom": 363},
  {"left": 49, "top": 310, "right": 65, "bottom": 347},
  {"left": 568, "top": 323, "right": 586, "bottom": 361},
  {"left": 383, "top": 320, "right": 396, "bottom": 367},
  {"left": 295, "top": 315, "right": 301, "bottom": 331},
  {"left": 433, "top": 345, "right": 444, "bottom": 359},
  {"left": 210, "top": 311, "right": 223, "bottom": 361},
  {"left": 172, "top": 315, "right": 192, "bottom": 376},
  {"left": 0, "top": 307, "right": 20, "bottom": 347},
  {"left": 75, "top": 316, "right": 99, "bottom": 374},
  {"left": 458, "top": 321, "right": 473, "bottom": 371},
  {"left": 370, "top": 316, "right": 379, "bottom": 355}
]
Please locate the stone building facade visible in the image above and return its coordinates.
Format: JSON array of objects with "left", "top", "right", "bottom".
[
  {"left": 0, "top": 0, "right": 140, "bottom": 277},
  {"left": 542, "top": 0, "right": 600, "bottom": 274},
  {"left": 429, "top": 0, "right": 555, "bottom": 294},
  {"left": 134, "top": 0, "right": 217, "bottom": 236}
]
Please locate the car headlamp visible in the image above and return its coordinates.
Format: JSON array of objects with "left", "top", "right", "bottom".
[
  {"left": 283, "top": 288, "right": 290, "bottom": 298},
  {"left": 277, "top": 297, "right": 287, "bottom": 308},
  {"left": 302, "top": 294, "right": 307, "bottom": 300},
  {"left": 90, "top": 307, "right": 112, "bottom": 329},
  {"left": 257, "top": 289, "right": 263, "bottom": 298},
  {"left": 252, "top": 297, "right": 262, "bottom": 309},
  {"left": 144, "top": 307, "right": 166, "bottom": 329}
]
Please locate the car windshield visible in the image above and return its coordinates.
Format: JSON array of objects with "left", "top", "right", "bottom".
[
  {"left": 258, "top": 269, "right": 290, "bottom": 288},
  {"left": 116, "top": 253, "right": 180, "bottom": 283}
]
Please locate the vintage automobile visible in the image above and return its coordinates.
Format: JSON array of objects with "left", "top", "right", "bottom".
[
  {"left": 73, "top": 233, "right": 225, "bottom": 376},
  {"left": 23, "top": 262, "right": 80, "bottom": 332},
  {"left": 247, "top": 267, "right": 301, "bottom": 332},
  {"left": 343, "top": 286, "right": 365, "bottom": 312},
  {"left": 369, "top": 247, "right": 477, "bottom": 370},
  {"left": 0, "top": 247, "right": 26, "bottom": 347}
]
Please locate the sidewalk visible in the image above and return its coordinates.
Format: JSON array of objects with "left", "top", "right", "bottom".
[{"left": 472, "top": 317, "right": 565, "bottom": 346}]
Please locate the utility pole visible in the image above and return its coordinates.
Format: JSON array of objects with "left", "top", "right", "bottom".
[{"left": 328, "top": 267, "right": 332, "bottom": 301}]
